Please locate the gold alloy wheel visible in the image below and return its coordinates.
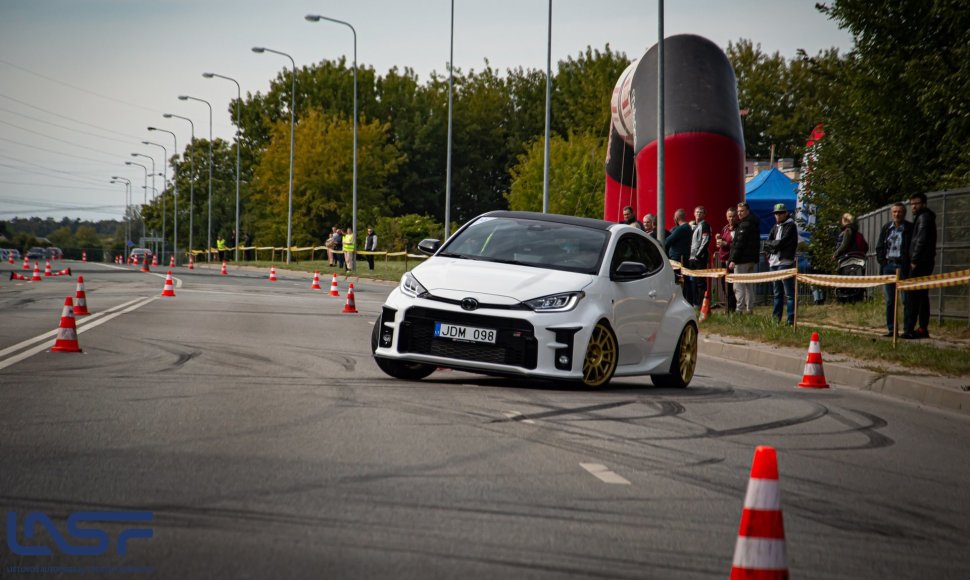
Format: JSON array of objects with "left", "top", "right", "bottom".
[
  {"left": 677, "top": 323, "right": 698, "bottom": 385},
  {"left": 582, "top": 322, "right": 618, "bottom": 387}
]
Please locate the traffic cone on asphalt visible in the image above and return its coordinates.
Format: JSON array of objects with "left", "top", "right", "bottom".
[
  {"left": 151, "top": 254, "right": 159, "bottom": 267},
  {"left": 50, "top": 296, "right": 82, "bottom": 353},
  {"left": 268, "top": 265, "right": 277, "bottom": 281},
  {"left": 220, "top": 261, "right": 228, "bottom": 275},
  {"left": 22, "top": 256, "right": 29, "bottom": 269},
  {"left": 169, "top": 255, "right": 176, "bottom": 268},
  {"left": 10, "top": 272, "right": 27, "bottom": 280},
  {"left": 7, "top": 252, "right": 13, "bottom": 264},
  {"left": 329, "top": 273, "right": 340, "bottom": 296},
  {"left": 132, "top": 254, "right": 138, "bottom": 266},
  {"left": 310, "top": 271, "right": 322, "bottom": 290},
  {"left": 73, "top": 276, "right": 90, "bottom": 315},
  {"left": 797, "top": 332, "right": 830, "bottom": 389},
  {"left": 342, "top": 283, "right": 358, "bottom": 313},
  {"left": 31, "top": 262, "right": 42, "bottom": 282},
  {"left": 44, "top": 260, "right": 53, "bottom": 277},
  {"left": 82, "top": 250, "right": 87, "bottom": 262},
  {"left": 161, "top": 271, "right": 176, "bottom": 297},
  {"left": 699, "top": 290, "right": 711, "bottom": 322},
  {"left": 54, "top": 267, "right": 72, "bottom": 277},
  {"left": 140, "top": 256, "right": 150, "bottom": 272},
  {"left": 730, "top": 446, "right": 788, "bottom": 579},
  {"left": 188, "top": 256, "right": 195, "bottom": 270}
]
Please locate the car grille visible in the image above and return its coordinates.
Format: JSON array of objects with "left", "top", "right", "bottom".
[{"left": 398, "top": 306, "right": 538, "bottom": 370}]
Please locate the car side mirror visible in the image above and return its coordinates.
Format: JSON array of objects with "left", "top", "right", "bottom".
[
  {"left": 417, "top": 239, "right": 442, "bottom": 255},
  {"left": 613, "top": 261, "right": 648, "bottom": 280}
]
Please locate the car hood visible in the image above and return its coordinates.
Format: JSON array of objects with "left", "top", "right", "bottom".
[{"left": 413, "top": 258, "right": 595, "bottom": 304}]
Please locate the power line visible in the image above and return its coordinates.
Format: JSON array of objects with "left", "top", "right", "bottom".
[
  {"left": 0, "top": 136, "right": 121, "bottom": 167},
  {"left": 0, "top": 105, "right": 142, "bottom": 147},
  {"left": 0, "top": 180, "right": 117, "bottom": 191},
  {"left": 0, "top": 118, "right": 129, "bottom": 161},
  {"left": 0, "top": 159, "right": 110, "bottom": 187},
  {"left": 0, "top": 93, "right": 147, "bottom": 142}
]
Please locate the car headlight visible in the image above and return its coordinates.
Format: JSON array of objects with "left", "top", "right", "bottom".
[
  {"left": 400, "top": 272, "right": 429, "bottom": 297},
  {"left": 523, "top": 291, "right": 584, "bottom": 312}
]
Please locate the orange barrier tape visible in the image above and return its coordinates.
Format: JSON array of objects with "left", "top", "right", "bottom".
[
  {"left": 726, "top": 268, "right": 797, "bottom": 284},
  {"left": 797, "top": 273, "right": 897, "bottom": 289},
  {"left": 897, "top": 268, "right": 970, "bottom": 291},
  {"left": 679, "top": 267, "right": 729, "bottom": 278}
]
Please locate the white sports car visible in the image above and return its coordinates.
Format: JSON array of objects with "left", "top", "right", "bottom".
[{"left": 371, "top": 211, "right": 698, "bottom": 388}]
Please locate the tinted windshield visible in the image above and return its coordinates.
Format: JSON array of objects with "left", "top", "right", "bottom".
[{"left": 439, "top": 216, "right": 609, "bottom": 274}]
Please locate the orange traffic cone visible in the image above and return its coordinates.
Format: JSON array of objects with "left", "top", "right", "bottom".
[
  {"left": 328, "top": 273, "right": 340, "bottom": 296},
  {"left": 268, "top": 265, "right": 277, "bottom": 281},
  {"left": 730, "top": 446, "right": 788, "bottom": 579},
  {"left": 310, "top": 271, "right": 322, "bottom": 290},
  {"left": 699, "top": 290, "right": 711, "bottom": 322},
  {"left": 7, "top": 252, "right": 13, "bottom": 264},
  {"left": 342, "top": 283, "right": 358, "bottom": 313},
  {"left": 797, "top": 332, "right": 830, "bottom": 389},
  {"left": 50, "top": 296, "right": 82, "bottom": 353},
  {"left": 44, "top": 260, "right": 53, "bottom": 277},
  {"left": 152, "top": 254, "right": 159, "bottom": 266},
  {"left": 53, "top": 267, "right": 72, "bottom": 277},
  {"left": 22, "top": 256, "right": 29, "bottom": 269},
  {"left": 132, "top": 254, "right": 138, "bottom": 266},
  {"left": 10, "top": 272, "right": 27, "bottom": 280},
  {"left": 140, "top": 255, "right": 150, "bottom": 272},
  {"left": 169, "top": 255, "right": 176, "bottom": 268},
  {"left": 74, "top": 276, "right": 90, "bottom": 315},
  {"left": 220, "top": 261, "right": 228, "bottom": 275},
  {"left": 188, "top": 256, "right": 195, "bottom": 270},
  {"left": 161, "top": 271, "right": 176, "bottom": 297},
  {"left": 31, "top": 262, "right": 42, "bottom": 282},
  {"left": 82, "top": 250, "right": 87, "bottom": 262}
]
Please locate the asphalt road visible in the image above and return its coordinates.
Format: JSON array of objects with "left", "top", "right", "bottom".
[{"left": 2, "top": 261, "right": 969, "bottom": 579}]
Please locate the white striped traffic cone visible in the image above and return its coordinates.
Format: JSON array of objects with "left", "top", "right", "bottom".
[
  {"left": 268, "top": 265, "right": 277, "bottom": 281},
  {"left": 51, "top": 296, "right": 82, "bottom": 353},
  {"left": 310, "top": 271, "right": 322, "bottom": 290},
  {"left": 44, "top": 259, "right": 53, "bottom": 277},
  {"left": 731, "top": 446, "right": 788, "bottom": 579},
  {"left": 328, "top": 273, "right": 340, "bottom": 296},
  {"left": 797, "top": 332, "right": 829, "bottom": 388},
  {"left": 161, "top": 271, "right": 176, "bottom": 297},
  {"left": 170, "top": 255, "right": 176, "bottom": 268},
  {"left": 74, "top": 276, "right": 90, "bottom": 315},
  {"left": 31, "top": 262, "right": 42, "bottom": 282},
  {"left": 220, "top": 261, "right": 228, "bottom": 275}
]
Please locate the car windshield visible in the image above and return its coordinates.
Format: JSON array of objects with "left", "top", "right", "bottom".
[{"left": 439, "top": 216, "right": 609, "bottom": 274}]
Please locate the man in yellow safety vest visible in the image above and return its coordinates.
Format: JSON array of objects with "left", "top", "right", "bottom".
[{"left": 342, "top": 227, "right": 355, "bottom": 271}]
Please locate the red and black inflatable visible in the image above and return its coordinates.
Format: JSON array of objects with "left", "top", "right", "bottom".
[{"left": 605, "top": 34, "right": 744, "bottom": 238}]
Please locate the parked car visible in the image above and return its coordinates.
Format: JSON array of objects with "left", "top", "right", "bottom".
[
  {"left": 372, "top": 211, "right": 698, "bottom": 388},
  {"left": 46, "top": 247, "right": 64, "bottom": 260},
  {"left": 8, "top": 248, "right": 21, "bottom": 261},
  {"left": 129, "top": 248, "right": 153, "bottom": 263},
  {"left": 26, "top": 247, "right": 47, "bottom": 260}
]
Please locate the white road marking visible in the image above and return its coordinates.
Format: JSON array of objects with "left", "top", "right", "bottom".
[
  {"left": 580, "top": 463, "right": 631, "bottom": 485},
  {"left": 0, "top": 296, "right": 157, "bottom": 371},
  {"left": 502, "top": 411, "right": 535, "bottom": 424}
]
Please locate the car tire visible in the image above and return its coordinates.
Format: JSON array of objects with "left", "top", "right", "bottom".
[
  {"left": 371, "top": 315, "right": 436, "bottom": 381},
  {"left": 651, "top": 322, "right": 697, "bottom": 389},
  {"left": 581, "top": 321, "right": 618, "bottom": 388}
]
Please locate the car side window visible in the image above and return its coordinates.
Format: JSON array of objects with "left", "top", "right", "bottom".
[{"left": 611, "top": 234, "right": 664, "bottom": 276}]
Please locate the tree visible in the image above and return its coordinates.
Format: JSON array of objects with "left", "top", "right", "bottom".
[
  {"left": 552, "top": 45, "right": 632, "bottom": 139},
  {"left": 506, "top": 133, "right": 606, "bottom": 218},
  {"left": 75, "top": 225, "right": 101, "bottom": 249}
]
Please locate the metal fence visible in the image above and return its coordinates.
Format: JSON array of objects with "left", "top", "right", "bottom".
[{"left": 856, "top": 188, "right": 970, "bottom": 324}]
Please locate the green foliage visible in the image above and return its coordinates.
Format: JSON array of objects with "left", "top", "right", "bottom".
[
  {"left": 506, "top": 133, "right": 606, "bottom": 218},
  {"left": 553, "top": 45, "right": 631, "bottom": 139},
  {"left": 372, "top": 214, "right": 444, "bottom": 252}
]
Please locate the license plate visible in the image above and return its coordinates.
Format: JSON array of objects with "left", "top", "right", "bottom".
[{"left": 434, "top": 322, "right": 497, "bottom": 344}]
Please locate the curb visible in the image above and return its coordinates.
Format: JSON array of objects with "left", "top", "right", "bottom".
[{"left": 699, "top": 335, "right": 970, "bottom": 417}]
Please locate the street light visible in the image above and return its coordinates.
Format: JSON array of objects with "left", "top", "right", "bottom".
[
  {"left": 143, "top": 140, "right": 168, "bottom": 260},
  {"left": 542, "top": 0, "right": 552, "bottom": 213},
  {"left": 179, "top": 94, "right": 214, "bottom": 262},
  {"left": 445, "top": 0, "right": 454, "bottom": 238},
  {"left": 203, "top": 71, "right": 242, "bottom": 262},
  {"left": 252, "top": 45, "right": 296, "bottom": 264},
  {"left": 305, "top": 14, "right": 357, "bottom": 269},
  {"left": 110, "top": 177, "right": 131, "bottom": 248},
  {"left": 163, "top": 113, "right": 195, "bottom": 259},
  {"left": 125, "top": 160, "right": 148, "bottom": 244},
  {"left": 131, "top": 152, "right": 156, "bottom": 251},
  {"left": 148, "top": 126, "right": 179, "bottom": 264}
]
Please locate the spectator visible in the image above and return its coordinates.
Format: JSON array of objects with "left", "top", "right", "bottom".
[
  {"left": 717, "top": 207, "right": 738, "bottom": 312},
  {"left": 729, "top": 202, "right": 761, "bottom": 314},
  {"left": 833, "top": 213, "right": 866, "bottom": 260},
  {"left": 642, "top": 213, "right": 657, "bottom": 238},
  {"left": 621, "top": 205, "right": 644, "bottom": 230},
  {"left": 664, "top": 209, "right": 693, "bottom": 301},
  {"left": 216, "top": 235, "right": 227, "bottom": 261},
  {"left": 243, "top": 232, "right": 252, "bottom": 261},
  {"left": 332, "top": 227, "right": 345, "bottom": 269},
  {"left": 763, "top": 203, "right": 798, "bottom": 325},
  {"left": 364, "top": 227, "right": 378, "bottom": 271},
  {"left": 325, "top": 226, "right": 338, "bottom": 267},
  {"left": 688, "top": 205, "right": 712, "bottom": 306},
  {"left": 902, "top": 193, "right": 937, "bottom": 339},
  {"left": 342, "top": 226, "right": 356, "bottom": 271},
  {"left": 875, "top": 202, "right": 912, "bottom": 337}
]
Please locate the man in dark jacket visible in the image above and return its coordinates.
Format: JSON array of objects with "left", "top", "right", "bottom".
[
  {"left": 763, "top": 203, "right": 798, "bottom": 325},
  {"left": 875, "top": 202, "right": 912, "bottom": 336},
  {"left": 664, "top": 209, "right": 693, "bottom": 302},
  {"left": 902, "top": 193, "right": 937, "bottom": 339},
  {"left": 728, "top": 202, "right": 761, "bottom": 314}
]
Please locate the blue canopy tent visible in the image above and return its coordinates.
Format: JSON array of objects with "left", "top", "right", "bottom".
[{"left": 744, "top": 168, "right": 798, "bottom": 239}]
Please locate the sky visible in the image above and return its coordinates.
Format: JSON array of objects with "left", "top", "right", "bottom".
[{"left": 0, "top": 0, "right": 853, "bottom": 222}]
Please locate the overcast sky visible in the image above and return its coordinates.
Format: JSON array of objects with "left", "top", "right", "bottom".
[{"left": 0, "top": 0, "right": 852, "bottom": 222}]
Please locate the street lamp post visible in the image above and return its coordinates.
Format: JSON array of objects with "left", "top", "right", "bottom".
[
  {"left": 445, "top": 0, "right": 454, "bottom": 238},
  {"left": 143, "top": 140, "right": 168, "bottom": 260},
  {"left": 542, "top": 0, "right": 552, "bottom": 213},
  {"left": 148, "top": 126, "right": 179, "bottom": 264},
  {"left": 179, "top": 95, "right": 214, "bottom": 262},
  {"left": 305, "top": 14, "right": 357, "bottom": 269},
  {"left": 110, "top": 177, "right": 131, "bottom": 248},
  {"left": 125, "top": 160, "right": 148, "bottom": 244},
  {"left": 203, "top": 72, "right": 242, "bottom": 262},
  {"left": 163, "top": 113, "right": 195, "bottom": 260},
  {"left": 131, "top": 152, "right": 156, "bottom": 251},
  {"left": 252, "top": 46, "right": 296, "bottom": 264}
]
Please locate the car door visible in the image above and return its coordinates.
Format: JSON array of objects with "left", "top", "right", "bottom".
[{"left": 610, "top": 234, "right": 669, "bottom": 365}]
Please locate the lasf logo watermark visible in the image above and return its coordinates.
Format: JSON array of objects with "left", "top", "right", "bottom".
[{"left": 6, "top": 511, "right": 154, "bottom": 556}]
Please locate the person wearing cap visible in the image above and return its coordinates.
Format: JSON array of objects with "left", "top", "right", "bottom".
[
  {"left": 728, "top": 202, "right": 760, "bottom": 314},
  {"left": 763, "top": 203, "right": 798, "bottom": 325}
]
